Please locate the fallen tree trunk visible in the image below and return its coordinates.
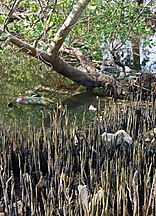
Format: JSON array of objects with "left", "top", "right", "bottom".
[
  {"left": 1, "top": 28, "right": 156, "bottom": 98},
  {"left": 0, "top": 28, "right": 122, "bottom": 95},
  {"left": 0, "top": 0, "right": 156, "bottom": 98}
]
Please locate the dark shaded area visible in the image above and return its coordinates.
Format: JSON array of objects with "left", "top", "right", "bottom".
[{"left": 0, "top": 97, "right": 156, "bottom": 215}]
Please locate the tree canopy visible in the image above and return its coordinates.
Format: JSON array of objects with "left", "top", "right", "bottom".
[{"left": 0, "top": 0, "right": 154, "bottom": 96}]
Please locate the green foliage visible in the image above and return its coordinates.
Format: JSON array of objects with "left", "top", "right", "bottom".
[
  {"left": 92, "top": 87, "right": 105, "bottom": 95},
  {"left": 68, "top": 0, "right": 152, "bottom": 59},
  {"left": 0, "top": 0, "right": 152, "bottom": 60},
  {"left": 0, "top": 32, "right": 9, "bottom": 40},
  {"left": 0, "top": 50, "right": 74, "bottom": 97},
  {"left": 0, "top": 0, "right": 73, "bottom": 49},
  {"left": 143, "top": 38, "right": 156, "bottom": 47}
]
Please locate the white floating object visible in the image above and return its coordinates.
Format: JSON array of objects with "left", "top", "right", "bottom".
[{"left": 89, "top": 105, "right": 97, "bottom": 111}]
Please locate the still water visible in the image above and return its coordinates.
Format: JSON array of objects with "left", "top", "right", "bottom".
[
  {"left": 102, "top": 32, "right": 156, "bottom": 72},
  {"left": 0, "top": 89, "right": 99, "bottom": 128},
  {"left": 1, "top": 32, "right": 156, "bottom": 128}
]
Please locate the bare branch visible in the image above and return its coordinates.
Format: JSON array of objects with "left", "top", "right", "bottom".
[
  {"left": 50, "top": 0, "right": 91, "bottom": 54},
  {"left": 4, "top": 0, "right": 22, "bottom": 30},
  {"left": 0, "top": 29, "right": 37, "bottom": 57}
]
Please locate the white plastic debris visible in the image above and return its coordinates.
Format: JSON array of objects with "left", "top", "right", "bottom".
[
  {"left": 74, "top": 134, "right": 79, "bottom": 145},
  {"left": 144, "top": 127, "right": 156, "bottom": 144},
  {"left": 102, "top": 132, "right": 115, "bottom": 144},
  {"left": 125, "top": 66, "right": 131, "bottom": 73},
  {"left": 89, "top": 105, "right": 97, "bottom": 111},
  {"left": 115, "top": 129, "right": 132, "bottom": 145},
  {"left": 102, "top": 130, "right": 132, "bottom": 146},
  {"left": 89, "top": 187, "right": 104, "bottom": 212},
  {"left": 94, "top": 187, "right": 104, "bottom": 201},
  {"left": 78, "top": 185, "right": 89, "bottom": 213}
]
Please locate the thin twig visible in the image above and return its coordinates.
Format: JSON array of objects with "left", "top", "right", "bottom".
[{"left": 4, "top": 0, "right": 22, "bottom": 31}]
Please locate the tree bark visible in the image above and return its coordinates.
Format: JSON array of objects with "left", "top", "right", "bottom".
[
  {"left": 136, "top": 0, "right": 143, "bottom": 6},
  {"left": 50, "top": 0, "right": 91, "bottom": 53},
  {"left": 1, "top": 0, "right": 155, "bottom": 98},
  {"left": 0, "top": 28, "right": 118, "bottom": 89}
]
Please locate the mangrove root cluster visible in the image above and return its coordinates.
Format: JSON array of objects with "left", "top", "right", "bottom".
[{"left": 0, "top": 99, "right": 156, "bottom": 215}]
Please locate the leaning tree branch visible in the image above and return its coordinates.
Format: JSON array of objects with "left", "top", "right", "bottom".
[
  {"left": 0, "top": 28, "right": 121, "bottom": 93},
  {"left": 62, "top": 46, "right": 98, "bottom": 73},
  {"left": 0, "top": 29, "right": 38, "bottom": 57},
  {"left": 50, "top": 0, "right": 91, "bottom": 54},
  {"left": 0, "top": 0, "right": 122, "bottom": 95},
  {"left": 3, "top": 1, "right": 155, "bottom": 98},
  {"left": 1, "top": 28, "right": 156, "bottom": 97}
]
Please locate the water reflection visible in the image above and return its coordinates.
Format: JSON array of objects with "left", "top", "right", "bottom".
[
  {"left": 140, "top": 33, "right": 156, "bottom": 72},
  {"left": 0, "top": 92, "right": 100, "bottom": 128},
  {"left": 102, "top": 33, "right": 156, "bottom": 73}
]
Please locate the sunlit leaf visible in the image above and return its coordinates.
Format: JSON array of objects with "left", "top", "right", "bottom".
[
  {"left": 48, "top": 14, "right": 54, "bottom": 25},
  {"left": 0, "top": 32, "right": 9, "bottom": 40}
]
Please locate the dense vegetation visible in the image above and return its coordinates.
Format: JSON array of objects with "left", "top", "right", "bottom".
[
  {"left": 0, "top": 99, "right": 156, "bottom": 215},
  {"left": 0, "top": 0, "right": 154, "bottom": 93},
  {"left": 0, "top": 0, "right": 152, "bottom": 58},
  {"left": 0, "top": 1, "right": 156, "bottom": 215}
]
